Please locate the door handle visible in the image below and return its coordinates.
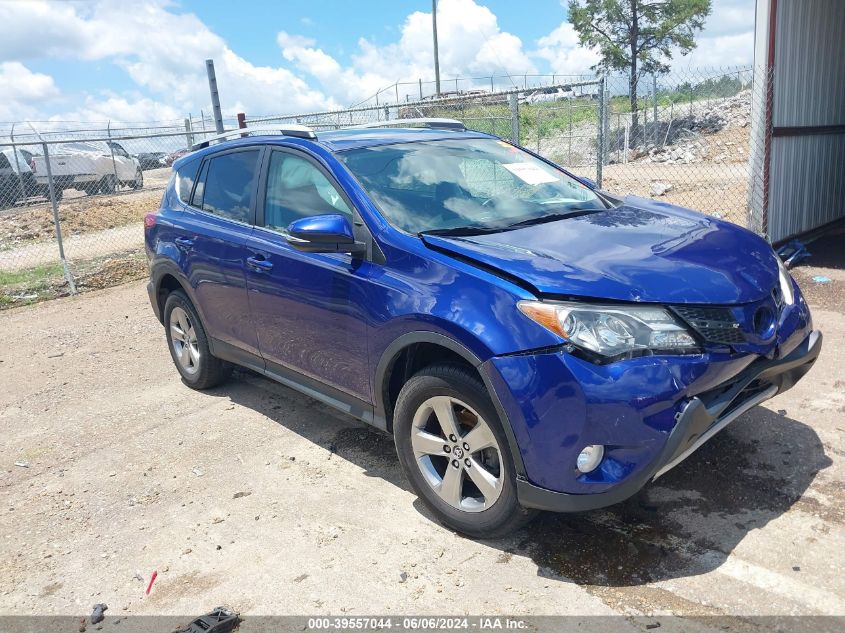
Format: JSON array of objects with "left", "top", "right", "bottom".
[
  {"left": 175, "top": 236, "right": 194, "bottom": 249},
  {"left": 246, "top": 255, "right": 273, "bottom": 272}
]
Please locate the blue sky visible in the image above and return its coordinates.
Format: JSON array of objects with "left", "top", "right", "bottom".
[
  {"left": 181, "top": 0, "right": 566, "bottom": 66},
  {"left": 0, "top": 0, "right": 756, "bottom": 125}
]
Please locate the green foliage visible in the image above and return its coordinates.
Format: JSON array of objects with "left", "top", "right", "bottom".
[
  {"left": 568, "top": 0, "right": 712, "bottom": 77},
  {"left": 0, "top": 263, "right": 64, "bottom": 308},
  {"left": 0, "top": 263, "right": 63, "bottom": 288}
]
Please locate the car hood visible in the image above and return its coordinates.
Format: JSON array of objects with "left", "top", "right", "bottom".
[{"left": 421, "top": 196, "right": 779, "bottom": 304}]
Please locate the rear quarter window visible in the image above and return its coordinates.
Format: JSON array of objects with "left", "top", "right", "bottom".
[{"left": 175, "top": 157, "right": 201, "bottom": 203}]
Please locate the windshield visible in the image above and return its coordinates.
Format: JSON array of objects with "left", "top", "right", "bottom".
[
  {"left": 337, "top": 138, "right": 605, "bottom": 234},
  {"left": 60, "top": 142, "right": 108, "bottom": 154}
]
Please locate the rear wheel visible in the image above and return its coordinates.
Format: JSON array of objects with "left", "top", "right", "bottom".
[
  {"left": 132, "top": 168, "right": 143, "bottom": 190},
  {"left": 163, "top": 290, "right": 232, "bottom": 389},
  {"left": 393, "top": 364, "right": 536, "bottom": 538}
]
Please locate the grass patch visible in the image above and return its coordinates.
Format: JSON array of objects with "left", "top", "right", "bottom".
[
  {"left": 0, "top": 262, "right": 66, "bottom": 308},
  {"left": 0, "top": 250, "right": 148, "bottom": 310},
  {"left": 0, "top": 263, "right": 64, "bottom": 287}
]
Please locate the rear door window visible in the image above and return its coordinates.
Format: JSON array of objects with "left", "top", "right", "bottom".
[
  {"left": 198, "top": 150, "right": 261, "bottom": 224},
  {"left": 175, "top": 157, "right": 201, "bottom": 203}
]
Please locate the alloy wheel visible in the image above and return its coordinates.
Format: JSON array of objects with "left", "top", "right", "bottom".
[
  {"left": 410, "top": 395, "right": 503, "bottom": 512},
  {"left": 169, "top": 306, "right": 200, "bottom": 375}
]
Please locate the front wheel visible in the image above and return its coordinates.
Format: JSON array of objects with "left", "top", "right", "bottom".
[
  {"left": 163, "top": 290, "right": 232, "bottom": 389},
  {"left": 99, "top": 174, "right": 117, "bottom": 194},
  {"left": 132, "top": 168, "right": 143, "bottom": 190},
  {"left": 393, "top": 364, "right": 536, "bottom": 538}
]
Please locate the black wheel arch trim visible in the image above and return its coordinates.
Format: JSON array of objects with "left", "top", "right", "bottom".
[
  {"left": 147, "top": 258, "right": 202, "bottom": 325},
  {"left": 373, "top": 331, "right": 527, "bottom": 478}
]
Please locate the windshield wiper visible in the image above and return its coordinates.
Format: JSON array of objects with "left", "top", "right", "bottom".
[
  {"left": 419, "top": 225, "right": 505, "bottom": 237},
  {"left": 504, "top": 204, "right": 603, "bottom": 230},
  {"left": 420, "top": 204, "right": 605, "bottom": 237}
]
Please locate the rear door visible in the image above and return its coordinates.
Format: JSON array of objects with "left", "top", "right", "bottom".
[
  {"left": 173, "top": 146, "right": 264, "bottom": 357},
  {"left": 244, "top": 147, "right": 371, "bottom": 403}
]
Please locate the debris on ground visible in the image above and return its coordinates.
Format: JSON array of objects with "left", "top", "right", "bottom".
[
  {"left": 650, "top": 182, "right": 673, "bottom": 197},
  {"left": 14, "top": 461, "right": 29, "bottom": 468},
  {"left": 174, "top": 607, "right": 240, "bottom": 633},
  {"left": 812, "top": 276, "right": 832, "bottom": 284},
  {"left": 90, "top": 603, "right": 107, "bottom": 624},
  {"left": 777, "top": 240, "right": 811, "bottom": 268},
  {"left": 145, "top": 570, "right": 157, "bottom": 595}
]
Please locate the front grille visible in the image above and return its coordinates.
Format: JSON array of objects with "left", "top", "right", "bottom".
[{"left": 672, "top": 305, "right": 747, "bottom": 345}]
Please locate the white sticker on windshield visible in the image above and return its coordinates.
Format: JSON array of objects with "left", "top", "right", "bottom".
[{"left": 502, "top": 162, "right": 559, "bottom": 185}]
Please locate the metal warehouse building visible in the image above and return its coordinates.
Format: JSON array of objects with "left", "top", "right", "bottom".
[{"left": 749, "top": 0, "right": 845, "bottom": 242}]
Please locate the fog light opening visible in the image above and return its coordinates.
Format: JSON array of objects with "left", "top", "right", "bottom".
[{"left": 576, "top": 445, "right": 605, "bottom": 473}]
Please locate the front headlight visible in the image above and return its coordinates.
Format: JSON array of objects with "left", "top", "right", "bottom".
[
  {"left": 518, "top": 300, "right": 698, "bottom": 359},
  {"left": 776, "top": 256, "right": 795, "bottom": 306}
]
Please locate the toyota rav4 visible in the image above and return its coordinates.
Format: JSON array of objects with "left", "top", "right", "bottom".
[{"left": 144, "top": 121, "right": 821, "bottom": 538}]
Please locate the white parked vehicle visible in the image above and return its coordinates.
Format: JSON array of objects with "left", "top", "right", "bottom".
[
  {"left": 520, "top": 88, "right": 575, "bottom": 105},
  {"left": 519, "top": 85, "right": 600, "bottom": 105},
  {"left": 31, "top": 141, "right": 143, "bottom": 199}
]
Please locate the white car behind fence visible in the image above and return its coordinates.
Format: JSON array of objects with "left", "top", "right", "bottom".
[{"left": 30, "top": 141, "right": 143, "bottom": 199}]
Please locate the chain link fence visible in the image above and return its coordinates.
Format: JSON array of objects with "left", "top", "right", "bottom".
[
  {"left": 0, "top": 66, "right": 764, "bottom": 310},
  {"left": 0, "top": 125, "right": 219, "bottom": 308}
]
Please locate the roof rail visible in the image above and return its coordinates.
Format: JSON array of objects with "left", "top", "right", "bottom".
[
  {"left": 191, "top": 124, "right": 316, "bottom": 151},
  {"left": 349, "top": 118, "right": 466, "bottom": 132}
]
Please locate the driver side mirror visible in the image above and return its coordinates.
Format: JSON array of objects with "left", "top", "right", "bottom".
[{"left": 286, "top": 214, "right": 366, "bottom": 256}]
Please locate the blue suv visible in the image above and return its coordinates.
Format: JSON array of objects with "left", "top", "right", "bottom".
[{"left": 145, "top": 121, "right": 821, "bottom": 538}]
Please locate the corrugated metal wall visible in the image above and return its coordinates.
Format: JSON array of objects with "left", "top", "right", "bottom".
[
  {"left": 769, "top": 135, "right": 845, "bottom": 240},
  {"left": 768, "top": 0, "right": 845, "bottom": 242}
]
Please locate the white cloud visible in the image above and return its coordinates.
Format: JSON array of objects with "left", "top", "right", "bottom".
[
  {"left": 534, "top": 23, "right": 600, "bottom": 76},
  {"left": 0, "top": 0, "right": 755, "bottom": 124},
  {"left": 0, "top": 62, "right": 60, "bottom": 121},
  {"left": 279, "top": 0, "right": 537, "bottom": 103},
  {"left": 0, "top": 0, "right": 337, "bottom": 123},
  {"left": 534, "top": 0, "right": 754, "bottom": 76},
  {"left": 0, "top": 62, "right": 59, "bottom": 103}
]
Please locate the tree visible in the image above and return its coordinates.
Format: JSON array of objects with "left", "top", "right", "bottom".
[{"left": 568, "top": 0, "right": 711, "bottom": 136}]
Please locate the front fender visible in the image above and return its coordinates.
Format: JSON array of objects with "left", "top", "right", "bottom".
[{"left": 371, "top": 328, "right": 529, "bottom": 479}]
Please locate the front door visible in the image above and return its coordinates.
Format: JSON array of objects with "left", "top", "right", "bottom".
[{"left": 245, "top": 147, "right": 371, "bottom": 403}]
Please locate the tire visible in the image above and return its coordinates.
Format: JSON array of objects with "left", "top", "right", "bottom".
[
  {"left": 132, "top": 168, "right": 143, "bottom": 190},
  {"left": 393, "top": 364, "right": 536, "bottom": 538},
  {"left": 163, "top": 290, "right": 232, "bottom": 390},
  {"left": 82, "top": 183, "right": 99, "bottom": 196},
  {"left": 99, "top": 174, "right": 116, "bottom": 194}
]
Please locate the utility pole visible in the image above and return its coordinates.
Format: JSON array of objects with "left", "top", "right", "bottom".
[
  {"left": 205, "top": 59, "right": 224, "bottom": 134},
  {"left": 432, "top": 0, "right": 441, "bottom": 96}
]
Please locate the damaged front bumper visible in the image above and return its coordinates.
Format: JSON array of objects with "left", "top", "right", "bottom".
[{"left": 513, "top": 329, "right": 822, "bottom": 513}]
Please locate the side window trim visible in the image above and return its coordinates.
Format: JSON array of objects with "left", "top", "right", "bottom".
[
  {"left": 185, "top": 145, "right": 266, "bottom": 227},
  {"left": 190, "top": 159, "right": 209, "bottom": 209}
]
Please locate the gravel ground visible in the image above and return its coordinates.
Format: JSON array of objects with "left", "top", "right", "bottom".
[{"left": 0, "top": 258, "right": 843, "bottom": 623}]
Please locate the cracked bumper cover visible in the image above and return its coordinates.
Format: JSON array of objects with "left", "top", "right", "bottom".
[{"left": 514, "top": 329, "right": 822, "bottom": 513}]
